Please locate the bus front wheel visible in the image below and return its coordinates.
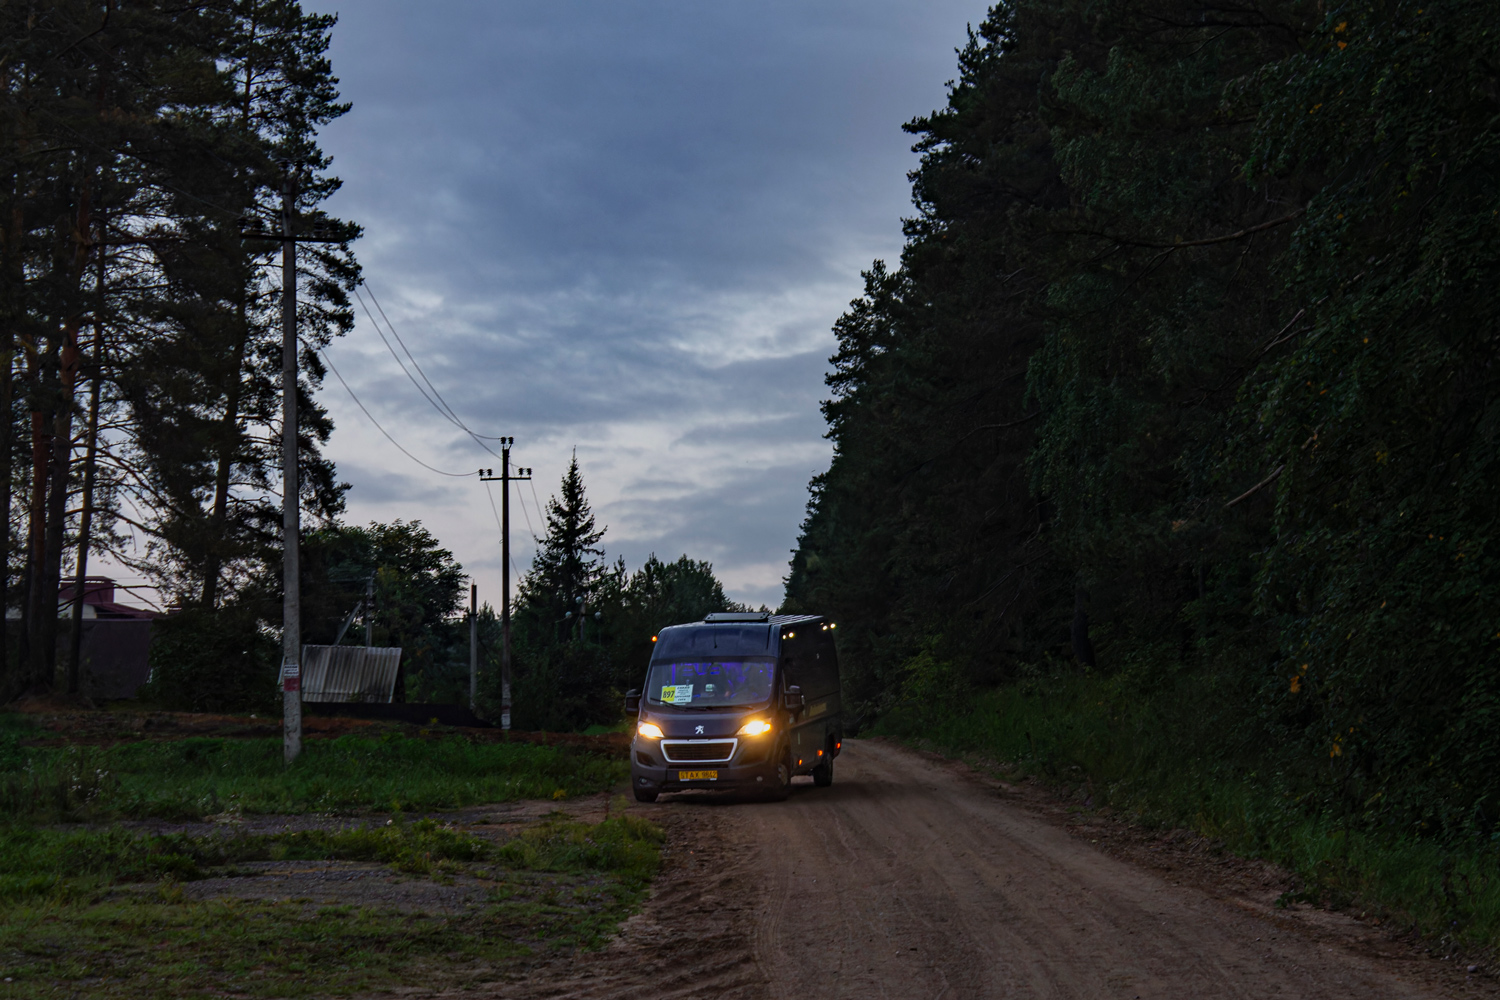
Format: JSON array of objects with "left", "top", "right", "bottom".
[{"left": 769, "top": 750, "right": 792, "bottom": 801}]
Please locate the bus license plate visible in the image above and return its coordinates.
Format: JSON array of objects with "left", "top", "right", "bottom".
[{"left": 677, "top": 770, "right": 719, "bottom": 781}]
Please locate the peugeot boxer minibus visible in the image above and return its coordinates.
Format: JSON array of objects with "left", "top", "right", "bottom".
[{"left": 624, "top": 611, "right": 843, "bottom": 802}]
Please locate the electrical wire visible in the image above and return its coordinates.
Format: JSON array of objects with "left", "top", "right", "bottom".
[
  {"left": 318, "top": 347, "right": 472, "bottom": 477},
  {"left": 353, "top": 283, "right": 509, "bottom": 463},
  {"left": 352, "top": 287, "right": 473, "bottom": 437},
  {"left": 483, "top": 478, "right": 532, "bottom": 598},
  {"left": 483, "top": 479, "right": 505, "bottom": 541},
  {"left": 522, "top": 477, "right": 544, "bottom": 543},
  {"left": 364, "top": 284, "right": 507, "bottom": 441}
]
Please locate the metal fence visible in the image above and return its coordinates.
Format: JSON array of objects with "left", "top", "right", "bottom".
[{"left": 300, "top": 645, "right": 402, "bottom": 703}]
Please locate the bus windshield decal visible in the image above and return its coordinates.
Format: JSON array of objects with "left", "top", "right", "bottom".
[{"left": 661, "top": 684, "right": 694, "bottom": 704}]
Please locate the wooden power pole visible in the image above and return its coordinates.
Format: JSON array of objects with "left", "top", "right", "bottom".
[
  {"left": 243, "top": 164, "right": 350, "bottom": 765},
  {"left": 469, "top": 583, "right": 478, "bottom": 713},
  {"left": 481, "top": 441, "right": 529, "bottom": 731}
]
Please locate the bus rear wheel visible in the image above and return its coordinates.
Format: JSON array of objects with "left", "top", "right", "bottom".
[{"left": 812, "top": 753, "right": 833, "bottom": 787}]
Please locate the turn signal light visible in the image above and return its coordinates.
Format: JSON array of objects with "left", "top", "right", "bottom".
[
  {"left": 637, "top": 721, "right": 664, "bottom": 739},
  {"left": 737, "top": 719, "right": 772, "bottom": 736}
]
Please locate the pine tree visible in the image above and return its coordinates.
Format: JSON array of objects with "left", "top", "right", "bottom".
[
  {"left": 0, "top": 1, "right": 358, "bottom": 697},
  {"left": 123, "top": 0, "right": 358, "bottom": 611}
]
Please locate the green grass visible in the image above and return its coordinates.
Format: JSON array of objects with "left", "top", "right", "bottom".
[
  {"left": 0, "top": 811, "right": 664, "bottom": 998},
  {"left": 875, "top": 673, "right": 1500, "bottom": 950},
  {"left": 0, "top": 718, "right": 659, "bottom": 995},
  {"left": 0, "top": 728, "right": 627, "bottom": 821},
  {"left": 0, "top": 812, "right": 663, "bottom": 900}
]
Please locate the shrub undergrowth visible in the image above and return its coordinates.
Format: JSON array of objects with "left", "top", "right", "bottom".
[{"left": 874, "top": 671, "right": 1500, "bottom": 950}]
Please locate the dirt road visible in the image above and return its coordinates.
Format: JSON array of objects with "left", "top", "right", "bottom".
[{"left": 494, "top": 738, "right": 1477, "bottom": 999}]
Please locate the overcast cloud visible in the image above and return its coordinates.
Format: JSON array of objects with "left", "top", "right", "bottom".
[{"left": 293, "top": 0, "right": 991, "bottom": 611}]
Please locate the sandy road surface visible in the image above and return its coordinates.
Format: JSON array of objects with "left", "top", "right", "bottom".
[{"left": 489, "top": 739, "right": 1472, "bottom": 1000}]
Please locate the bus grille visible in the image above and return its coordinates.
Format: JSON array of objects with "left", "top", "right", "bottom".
[{"left": 662, "top": 740, "right": 737, "bottom": 764}]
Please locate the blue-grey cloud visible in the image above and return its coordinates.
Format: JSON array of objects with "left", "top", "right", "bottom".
[{"left": 305, "top": 0, "right": 992, "bottom": 608}]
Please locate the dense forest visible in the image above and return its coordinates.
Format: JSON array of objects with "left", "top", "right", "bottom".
[{"left": 786, "top": 0, "right": 1499, "bottom": 862}]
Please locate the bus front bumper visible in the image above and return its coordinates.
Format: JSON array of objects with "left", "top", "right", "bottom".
[{"left": 630, "top": 740, "right": 779, "bottom": 795}]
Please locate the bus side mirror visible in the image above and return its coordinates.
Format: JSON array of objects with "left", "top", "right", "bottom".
[
  {"left": 624, "top": 689, "right": 641, "bottom": 715},
  {"left": 783, "top": 685, "right": 804, "bottom": 711}
]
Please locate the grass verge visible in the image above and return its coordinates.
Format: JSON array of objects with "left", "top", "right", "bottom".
[
  {"left": 0, "top": 716, "right": 627, "bottom": 820},
  {"left": 873, "top": 673, "right": 1500, "bottom": 950},
  {"left": 0, "top": 716, "right": 658, "bottom": 996},
  {"left": 0, "top": 811, "right": 664, "bottom": 998}
]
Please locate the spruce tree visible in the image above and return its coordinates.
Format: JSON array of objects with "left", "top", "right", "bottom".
[{"left": 520, "top": 452, "right": 606, "bottom": 627}]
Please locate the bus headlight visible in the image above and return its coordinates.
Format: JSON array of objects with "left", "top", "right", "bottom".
[
  {"left": 737, "top": 719, "right": 772, "bottom": 736},
  {"left": 637, "top": 721, "right": 664, "bottom": 740}
]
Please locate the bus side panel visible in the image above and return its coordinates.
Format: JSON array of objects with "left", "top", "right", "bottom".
[
  {"left": 784, "top": 634, "right": 840, "bottom": 772},
  {"left": 817, "top": 632, "right": 842, "bottom": 755}
]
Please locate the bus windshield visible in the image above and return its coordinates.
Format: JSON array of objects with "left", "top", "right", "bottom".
[{"left": 645, "top": 657, "right": 775, "bottom": 709}]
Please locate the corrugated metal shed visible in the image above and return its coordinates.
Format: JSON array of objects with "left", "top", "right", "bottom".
[{"left": 301, "top": 645, "right": 402, "bottom": 703}]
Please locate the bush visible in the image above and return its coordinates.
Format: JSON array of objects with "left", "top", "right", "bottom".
[{"left": 138, "top": 604, "right": 278, "bottom": 713}]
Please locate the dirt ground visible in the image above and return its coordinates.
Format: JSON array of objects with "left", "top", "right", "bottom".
[{"left": 466, "top": 737, "right": 1494, "bottom": 1000}]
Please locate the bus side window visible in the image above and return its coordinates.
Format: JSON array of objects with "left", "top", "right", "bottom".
[{"left": 781, "top": 655, "right": 804, "bottom": 693}]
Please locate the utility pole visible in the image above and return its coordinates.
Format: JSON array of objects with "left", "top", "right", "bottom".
[
  {"left": 242, "top": 163, "right": 350, "bottom": 765},
  {"left": 469, "top": 583, "right": 478, "bottom": 713},
  {"left": 480, "top": 441, "right": 530, "bottom": 732},
  {"left": 365, "top": 573, "right": 374, "bottom": 651},
  {"left": 279, "top": 169, "right": 300, "bottom": 765}
]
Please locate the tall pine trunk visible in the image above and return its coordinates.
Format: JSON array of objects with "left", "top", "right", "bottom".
[
  {"left": 23, "top": 403, "right": 49, "bottom": 689},
  {"left": 67, "top": 225, "right": 105, "bottom": 694},
  {"left": 30, "top": 192, "right": 91, "bottom": 693},
  {"left": 201, "top": 298, "right": 250, "bottom": 609},
  {"left": 0, "top": 201, "right": 19, "bottom": 692}
]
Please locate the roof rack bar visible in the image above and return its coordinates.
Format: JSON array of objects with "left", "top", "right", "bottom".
[{"left": 703, "top": 611, "right": 771, "bottom": 623}]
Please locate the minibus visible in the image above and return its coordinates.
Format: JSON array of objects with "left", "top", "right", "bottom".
[{"left": 625, "top": 612, "right": 842, "bottom": 802}]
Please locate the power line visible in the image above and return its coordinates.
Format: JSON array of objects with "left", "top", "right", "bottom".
[
  {"left": 520, "top": 477, "right": 543, "bottom": 543},
  {"left": 353, "top": 283, "right": 509, "bottom": 463},
  {"left": 352, "top": 286, "right": 471, "bottom": 436},
  {"left": 318, "top": 347, "right": 472, "bottom": 477},
  {"left": 483, "top": 479, "right": 505, "bottom": 540},
  {"left": 365, "top": 284, "right": 507, "bottom": 441},
  {"left": 485, "top": 477, "right": 530, "bottom": 598}
]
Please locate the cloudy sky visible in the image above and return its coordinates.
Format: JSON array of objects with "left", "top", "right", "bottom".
[{"left": 297, "top": 0, "right": 990, "bottom": 611}]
